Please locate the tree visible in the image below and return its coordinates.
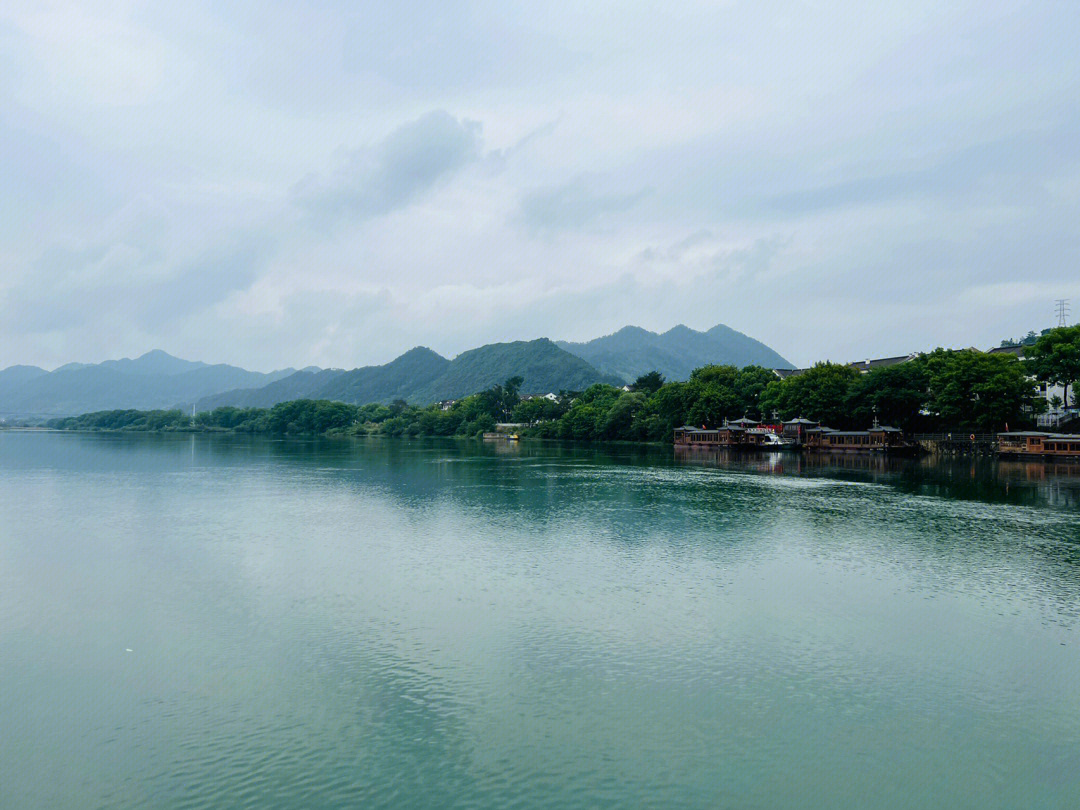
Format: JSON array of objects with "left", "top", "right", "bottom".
[
  {"left": 733, "top": 366, "right": 780, "bottom": 420},
  {"left": 922, "top": 349, "right": 1041, "bottom": 432},
  {"left": 683, "top": 365, "right": 740, "bottom": 426},
  {"left": 1027, "top": 325, "right": 1080, "bottom": 410},
  {"left": 599, "top": 392, "right": 646, "bottom": 439},
  {"left": 846, "top": 360, "right": 930, "bottom": 432},
  {"left": 760, "top": 363, "right": 860, "bottom": 426},
  {"left": 632, "top": 370, "right": 665, "bottom": 394}
]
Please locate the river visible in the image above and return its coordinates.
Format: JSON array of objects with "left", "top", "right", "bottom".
[{"left": 2, "top": 431, "right": 1078, "bottom": 808}]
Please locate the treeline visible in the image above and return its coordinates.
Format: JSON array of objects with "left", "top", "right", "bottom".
[
  {"left": 45, "top": 378, "right": 536, "bottom": 438},
  {"left": 517, "top": 347, "right": 1045, "bottom": 441},
  {"left": 46, "top": 327, "right": 1080, "bottom": 440}
]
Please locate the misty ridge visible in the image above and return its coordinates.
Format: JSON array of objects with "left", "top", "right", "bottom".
[{"left": 0, "top": 324, "right": 791, "bottom": 418}]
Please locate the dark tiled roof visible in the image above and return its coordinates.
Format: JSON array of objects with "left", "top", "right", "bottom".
[
  {"left": 848, "top": 354, "right": 918, "bottom": 371},
  {"left": 988, "top": 345, "right": 1026, "bottom": 357}
]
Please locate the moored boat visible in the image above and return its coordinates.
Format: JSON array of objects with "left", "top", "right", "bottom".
[
  {"left": 998, "top": 431, "right": 1080, "bottom": 459},
  {"left": 803, "top": 423, "right": 918, "bottom": 455}
]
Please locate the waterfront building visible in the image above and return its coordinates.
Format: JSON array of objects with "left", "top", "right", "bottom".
[{"left": 998, "top": 431, "right": 1080, "bottom": 458}]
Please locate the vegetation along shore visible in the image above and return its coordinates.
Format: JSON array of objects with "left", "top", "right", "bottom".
[{"left": 42, "top": 327, "right": 1080, "bottom": 442}]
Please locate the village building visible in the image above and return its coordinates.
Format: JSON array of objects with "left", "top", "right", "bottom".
[{"left": 782, "top": 417, "right": 819, "bottom": 441}]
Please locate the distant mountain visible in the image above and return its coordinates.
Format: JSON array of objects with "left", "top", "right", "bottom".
[
  {"left": 2, "top": 325, "right": 788, "bottom": 417},
  {"left": 0, "top": 365, "right": 48, "bottom": 390},
  {"left": 0, "top": 351, "right": 298, "bottom": 417},
  {"left": 195, "top": 347, "right": 451, "bottom": 410},
  {"left": 411, "top": 339, "right": 619, "bottom": 403},
  {"left": 557, "top": 324, "right": 792, "bottom": 382},
  {"left": 97, "top": 348, "right": 209, "bottom": 376},
  {"left": 195, "top": 368, "right": 346, "bottom": 411},
  {"left": 197, "top": 340, "right": 614, "bottom": 411}
]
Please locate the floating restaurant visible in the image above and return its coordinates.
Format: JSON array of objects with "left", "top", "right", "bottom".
[
  {"left": 672, "top": 420, "right": 787, "bottom": 449},
  {"left": 803, "top": 424, "right": 917, "bottom": 454},
  {"left": 998, "top": 432, "right": 1080, "bottom": 459},
  {"left": 673, "top": 417, "right": 917, "bottom": 454}
]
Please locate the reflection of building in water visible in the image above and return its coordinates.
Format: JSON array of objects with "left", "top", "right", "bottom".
[
  {"left": 674, "top": 444, "right": 1080, "bottom": 510},
  {"left": 673, "top": 446, "right": 794, "bottom": 474},
  {"left": 997, "top": 459, "right": 1080, "bottom": 509}
]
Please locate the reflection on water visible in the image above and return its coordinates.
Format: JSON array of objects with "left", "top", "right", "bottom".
[
  {"left": 2, "top": 432, "right": 1079, "bottom": 810},
  {"left": 674, "top": 444, "right": 1080, "bottom": 510}
]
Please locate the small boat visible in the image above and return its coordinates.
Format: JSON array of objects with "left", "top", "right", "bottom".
[{"left": 756, "top": 431, "right": 793, "bottom": 449}]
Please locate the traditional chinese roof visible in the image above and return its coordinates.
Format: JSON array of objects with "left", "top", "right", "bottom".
[
  {"left": 988, "top": 345, "right": 1026, "bottom": 357},
  {"left": 847, "top": 354, "right": 920, "bottom": 373}
]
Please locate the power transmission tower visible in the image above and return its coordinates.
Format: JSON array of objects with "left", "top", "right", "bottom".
[{"left": 1055, "top": 298, "right": 1070, "bottom": 328}]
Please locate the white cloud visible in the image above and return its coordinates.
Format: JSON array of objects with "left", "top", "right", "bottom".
[{"left": 1, "top": 0, "right": 1078, "bottom": 370}]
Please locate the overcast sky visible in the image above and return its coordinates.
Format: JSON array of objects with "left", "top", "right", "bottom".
[{"left": 2, "top": 1, "right": 1079, "bottom": 371}]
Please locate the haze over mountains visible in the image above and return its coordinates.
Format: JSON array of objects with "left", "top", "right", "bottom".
[
  {"left": 558, "top": 324, "right": 793, "bottom": 382},
  {"left": 0, "top": 351, "right": 297, "bottom": 418},
  {"left": 1, "top": 325, "right": 792, "bottom": 417}
]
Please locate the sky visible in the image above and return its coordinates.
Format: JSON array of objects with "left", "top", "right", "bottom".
[{"left": 2, "top": 0, "right": 1079, "bottom": 371}]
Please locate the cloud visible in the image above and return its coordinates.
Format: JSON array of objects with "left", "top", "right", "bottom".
[
  {"left": 767, "top": 126, "right": 1080, "bottom": 215},
  {"left": 2, "top": 0, "right": 1080, "bottom": 371},
  {"left": 518, "top": 176, "right": 651, "bottom": 233},
  {"left": 291, "top": 111, "right": 482, "bottom": 227}
]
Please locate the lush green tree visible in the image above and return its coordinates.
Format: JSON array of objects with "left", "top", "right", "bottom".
[
  {"left": 733, "top": 365, "right": 780, "bottom": 420},
  {"left": 922, "top": 349, "right": 1041, "bottom": 431},
  {"left": 512, "top": 396, "right": 568, "bottom": 424},
  {"left": 632, "top": 370, "right": 665, "bottom": 394},
  {"left": 846, "top": 360, "right": 930, "bottom": 432},
  {"left": 639, "top": 381, "right": 689, "bottom": 440},
  {"left": 683, "top": 365, "right": 740, "bottom": 426},
  {"left": 1027, "top": 325, "right": 1080, "bottom": 409},
  {"left": 760, "top": 362, "right": 860, "bottom": 426},
  {"left": 599, "top": 392, "right": 646, "bottom": 439}
]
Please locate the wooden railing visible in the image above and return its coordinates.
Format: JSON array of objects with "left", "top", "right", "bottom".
[{"left": 912, "top": 433, "right": 997, "bottom": 443}]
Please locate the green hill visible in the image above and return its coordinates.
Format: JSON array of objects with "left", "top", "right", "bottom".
[
  {"left": 195, "top": 368, "right": 345, "bottom": 410},
  {"left": 411, "top": 339, "right": 619, "bottom": 403},
  {"left": 316, "top": 347, "right": 450, "bottom": 404}
]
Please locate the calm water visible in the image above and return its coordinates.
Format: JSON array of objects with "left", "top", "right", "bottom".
[{"left": 2, "top": 432, "right": 1079, "bottom": 809}]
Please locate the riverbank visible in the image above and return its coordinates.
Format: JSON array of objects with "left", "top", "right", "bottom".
[{"left": 37, "top": 341, "right": 1063, "bottom": 445}]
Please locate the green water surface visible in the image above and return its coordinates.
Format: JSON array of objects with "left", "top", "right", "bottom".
[{"left": 1, "top": 432, "right": 1078, "bottom": 808}]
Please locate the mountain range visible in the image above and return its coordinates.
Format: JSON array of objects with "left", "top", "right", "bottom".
[
  {"left": 1, "top": 325, "right": 792, "bottom": 417},
  {"left": 195, "top": 340, "right": 622, "bottom": 411},
  {"left": 0, "top": 350, "right": 297, "bottom": 417},
  {"left": 557, "top": 324, "right": 793, "bottom": 382}
]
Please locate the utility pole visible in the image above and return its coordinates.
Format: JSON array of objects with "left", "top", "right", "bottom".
[{"left": 1055, "top": 298, "right": 1070, "bottom": 328}]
